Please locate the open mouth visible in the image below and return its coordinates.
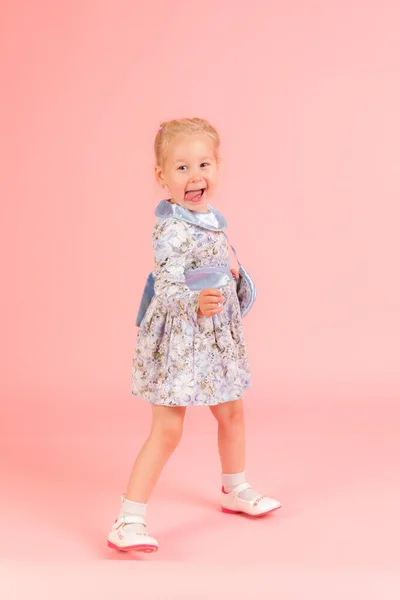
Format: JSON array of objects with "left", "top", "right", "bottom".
[{"left": 184, "top": 188, "right": 205, "bottom": 203}]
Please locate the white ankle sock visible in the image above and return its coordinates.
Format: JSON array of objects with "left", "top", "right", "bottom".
[
  {"left": 118, "top": 497, "right": 147, "bottom": 535},
  {"left": 222, "top": 471, "right": 246, "bottom": 492},
  {"left": 222, "top": 471, "right": 261, "bottom": 502}
]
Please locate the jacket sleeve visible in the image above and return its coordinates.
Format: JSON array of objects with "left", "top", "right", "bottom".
[{"left": 153, "top": 218, "right": 200, "bottom": 330}]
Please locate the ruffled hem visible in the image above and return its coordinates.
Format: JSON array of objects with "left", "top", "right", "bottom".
[{"left": 132, "top": 382, "right": 251, "bottom": 407}]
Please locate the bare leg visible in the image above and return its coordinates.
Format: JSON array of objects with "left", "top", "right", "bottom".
[
  {"left": 209, "top": 399, "right": 245, "bottom": 474},
  {"left": 209, "top": 399, "right": 281, "bottom": 515},
  {"left": 125, "top": 405, "right": 186, "bottom": 503}
]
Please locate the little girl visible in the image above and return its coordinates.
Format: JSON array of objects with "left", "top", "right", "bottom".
[{"left": 107, "top": 118, "right": 281, "bottom": 553}]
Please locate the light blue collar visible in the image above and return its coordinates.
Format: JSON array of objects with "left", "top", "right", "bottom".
[{"left": 155, "top": 200, "right": 228, "bottom": 231}]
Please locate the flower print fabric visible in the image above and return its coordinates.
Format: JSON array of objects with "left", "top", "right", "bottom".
[{"left": 131, "top": 217, "right": 251, "bottom": 406}]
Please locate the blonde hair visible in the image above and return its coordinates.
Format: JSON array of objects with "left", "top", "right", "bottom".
[{"left": 154, "top": 117, "right": 220, "bottom": 167}]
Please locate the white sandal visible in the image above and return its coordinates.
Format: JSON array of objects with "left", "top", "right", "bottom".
[
  {"left": 221, "top": 482, "right": 281, "bottom": 517},
  {"left": 107, "top": 515, "right": 159, "bottom": 553}
]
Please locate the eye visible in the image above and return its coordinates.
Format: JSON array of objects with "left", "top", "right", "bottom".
[
  {"left": 200, "top": 162, "right": 209, "bottom": 168},
  {"left": 177, "top": 165, "right": 187, "bottom": 171}
]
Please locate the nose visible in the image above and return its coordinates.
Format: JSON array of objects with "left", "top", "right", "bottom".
[{"left": 189, "top": 167, "right": 203, "bottom": 182}]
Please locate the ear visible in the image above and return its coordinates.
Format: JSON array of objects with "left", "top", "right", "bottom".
[{"left": 155, "top": 165, "right": 164, "bottom": 187}]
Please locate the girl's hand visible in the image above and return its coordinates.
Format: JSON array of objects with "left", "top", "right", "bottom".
[
  {"left": 198, "top": 288, "right": 224, "bottom": 317},
  {"left": 230, "top": 268, "right": 239, "bottom": 280}
]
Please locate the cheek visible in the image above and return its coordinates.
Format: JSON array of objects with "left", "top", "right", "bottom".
[
  {"left": 171, "top": 182, "right": 186, "bottom": 194},
  {"left": 169, "top": 173, "right": 186, "bottom": 188},
  {"left": 207, "top": 171, "right": 218, "bottom": 187}
]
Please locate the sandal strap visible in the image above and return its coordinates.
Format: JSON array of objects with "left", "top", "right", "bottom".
[
  {"left": 230, "top": 483, "right": 266, "bottom": 506},
  {"left": 112, "top": 515, "right": 146, "bottom": 529},
  {"left": 231, "top": 482, "right": 252, "bottom": 496}
]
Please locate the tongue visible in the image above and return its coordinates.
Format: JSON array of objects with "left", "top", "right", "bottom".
[{"left": 185, "top": 190, "right": 203, "bottom": 202}]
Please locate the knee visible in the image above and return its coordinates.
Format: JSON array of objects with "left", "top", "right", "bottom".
[
  {"left": 214, "top": 402, "right": 244, "bottom": 429},
  {"left": 153, "top": 418, "right": 184, "bottom": 452}
]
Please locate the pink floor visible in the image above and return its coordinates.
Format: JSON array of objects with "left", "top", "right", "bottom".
[{"left": 2, "top": 395, "right": 400, "bottom": 599}]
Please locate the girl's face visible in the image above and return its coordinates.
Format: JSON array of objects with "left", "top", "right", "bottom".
[{"left": 155, "top": 134, "right": 219, "bottom": 213}]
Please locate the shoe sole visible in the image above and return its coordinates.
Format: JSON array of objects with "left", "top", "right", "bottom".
[
  {"left": 107, "top": 541, "right": 158, "bottom": 553},
  {"left": 221, "top": 504, "right": 281, "bottom": 516}
]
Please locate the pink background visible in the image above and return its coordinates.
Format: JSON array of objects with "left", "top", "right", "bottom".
[{"left": 1, "top": 1, "right": 400, "bottom": 598}]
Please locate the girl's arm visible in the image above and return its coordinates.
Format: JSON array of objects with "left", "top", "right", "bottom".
[{"left": 153, "top": 219, "right": 201, "bottom": 330}]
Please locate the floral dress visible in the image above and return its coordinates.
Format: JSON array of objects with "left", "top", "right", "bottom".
[{"left": 131, "top": 206, "right": 252, "bottom": 406}]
